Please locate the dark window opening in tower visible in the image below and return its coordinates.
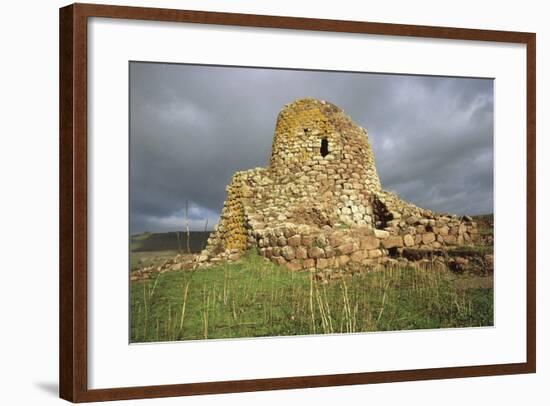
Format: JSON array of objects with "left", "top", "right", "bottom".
[
  {"left": 372, "top": 196, "right": 391, "bottom": 229},
  {"left": 320, "top": 138, "right": 329, "bottom": 157}
]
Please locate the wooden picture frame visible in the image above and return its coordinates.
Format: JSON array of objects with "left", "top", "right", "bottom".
[{"left": 59, "top": 3, "right": 536, "bottom": 402}]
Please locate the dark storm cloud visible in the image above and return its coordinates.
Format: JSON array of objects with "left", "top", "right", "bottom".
[{"left": 130, "top": 63, "right": 493, "bottom": 234}]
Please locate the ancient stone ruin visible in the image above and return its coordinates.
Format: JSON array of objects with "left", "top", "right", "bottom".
[{"left": 197, "top": 98, "right": 478, "bottom": 271}]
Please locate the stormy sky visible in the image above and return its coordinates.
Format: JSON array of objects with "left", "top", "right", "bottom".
[{"left": 130, "top": 62, "right": 493, "bottom": 234}]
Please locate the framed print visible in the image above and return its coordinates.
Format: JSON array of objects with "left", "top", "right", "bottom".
[{"left": 59, "top": 3, "right": 536, "bottom": 402}]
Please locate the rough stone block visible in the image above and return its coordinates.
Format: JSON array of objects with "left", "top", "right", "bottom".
[
  {"left": 336, "top": 255, "right": 350, "bottom": 266},
  {"left": 374, "top": 229, "right": 390, "bottom": 239},
  {"left": 360, "top": 235, "right": 380, "bottom": 250},
  {"left": 368, "top": 249, "right": 383, "bottom": 258},
  {"left": 303, "top": 258, "right": 315, "bottom": 268},
  {"left": 336, "top": 242, "right": 355, "bottom": 255},
  {"left": 277, "top": 236, "right": 287, "bottom": 246},
  {"left": 443, "top": 235, "right": 457, "bottom": 245},
  {"left": 315, "top": 234, "right": 327, "bottom": 247},
  {"left": 316, "top": 258, "right": 329, "bottom": 269},
  {"left": 273, "top": 256, "right": 286, "bottom": 266},
  {"left": 350, "top": 250, "right": 365, "bottom": 263},
  {"left": 281, "top": 246, "right": 295, "bottom": 261},
  {"left": 403, "top": 234, "right": 415, "bottom": 247},
  {"left": 382, "top": 236, "right": 403, "bottom": 249},
  {"left": 328, "top": 231, "right": 346, "bottom": 246},
  {"left": 302, "top": 235, "right": 315, "bottom": 246},
  {"left": 287, "top": 235, "right": 301, "bottom": 246},
  {"left": 288, "top": 259, "right": 302, "bottom": 271},
  {"left": 324, "top": 246, "right": 335, "bottom": 258},
  {"left": 308, "top": 246, "right": 325, "bottom": 259},
  {"left": 422, "top": 233, "right": 436, "bottom": 244}
]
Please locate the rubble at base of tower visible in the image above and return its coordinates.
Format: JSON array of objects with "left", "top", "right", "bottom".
[{"left": 196, "top": 98, "right": 479, "bottom": 271}]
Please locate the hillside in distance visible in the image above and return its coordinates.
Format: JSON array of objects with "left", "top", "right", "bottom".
[{"left": 130, "top": 231, "right": 211, "bottom": 253}]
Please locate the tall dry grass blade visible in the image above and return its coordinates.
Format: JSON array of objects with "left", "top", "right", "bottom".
[
  {"left": 149, "top": 273, "right": 160, "bottom": 300},
  {"left": 314, "top": 282, "right": 328, "bottom": 333},
  {"left": 179, "top": 282, "right": 190, "bottom": 333},
  {"left": 322, "top": 284, "right": 333, "bottom": 333},
  {"left": 135, "top": 304, "right": 141, "bottom": 341},
  {"left": 377, "top": 281, "right": 390, "bottom": 322},
  {"left": 142, "top": 283, "right": 148, "bottom": 340},
  {"left": 232, "top": 300, "right": 237, "bottom": 321},
  {"left": 168, "top": 303, "right": 172, "bottom": 340},
  {"left": 223, "top": 271, "right": 228, "bottom": 306},
  {"left": 309, "top": 272, "right": 316, "bottom": 334},
  {"left": 203, "top": 291, "right": 210, "bottom": 339},
  {"left": 353, "top": 303, "right": 358, "bottom": 333},
  {"left": 341, "top": 279, "right": 352, "bottom": 333}
]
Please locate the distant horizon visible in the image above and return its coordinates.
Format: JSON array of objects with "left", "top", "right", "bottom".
[
  {"left": 131, "top": 229, "right": 215, "bottom": 237},
  {"left": 130, "top": 62, "right": 494, "bottom": 234}
]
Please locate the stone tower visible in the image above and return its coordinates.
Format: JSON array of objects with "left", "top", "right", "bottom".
[{"left": 198, "top": 98, "right": 478, "bottom": 270}]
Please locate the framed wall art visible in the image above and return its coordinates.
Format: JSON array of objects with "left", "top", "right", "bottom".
[{"left": 59, "top": 3, "right": 536, "bottom": 402}]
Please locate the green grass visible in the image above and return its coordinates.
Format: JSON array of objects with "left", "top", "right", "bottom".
[{"left": 130, "top": 250, "right": 493, "bottom": 342}]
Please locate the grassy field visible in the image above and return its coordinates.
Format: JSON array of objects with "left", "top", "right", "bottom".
[
  {"left": 130, "top": 231, "right": 210, "bottom": 253},
  {"left": 130, "top": 250, "right": 493, "bottom": 343},
  {"left": 130, "top": 250, "right": 181, "bottom": 271}
]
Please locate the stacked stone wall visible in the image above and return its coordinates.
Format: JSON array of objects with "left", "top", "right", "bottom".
[{"left": 198, "top": 98, "right": 478, "bottom": 270}]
